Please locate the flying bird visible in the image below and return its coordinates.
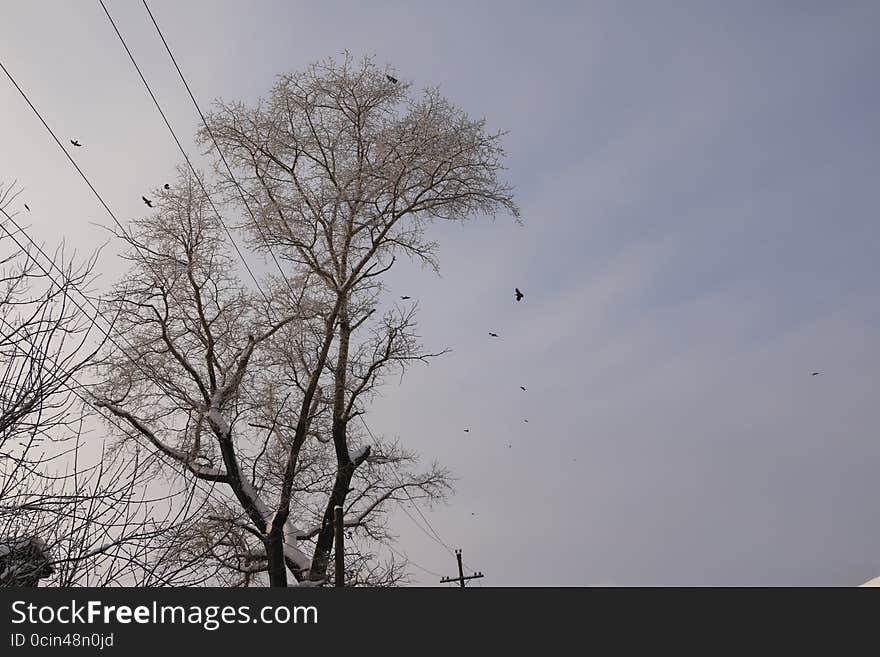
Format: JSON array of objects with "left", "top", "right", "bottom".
[
  {"left": 463, "top": 429, "right": 470, "bottom": 433},
  {"left": 811, "top": 372, "right": 820, "bottom": 376},
  {"left": 520, "top": 386, "right": 526, "bottom": 391},
  {"left": 142, "top": 196, "right": 153, "bottom": 208},
  {"left": 400, "top": 295, "right": 411, "bottom": 300},
  {"left": 489, "top": 332, "right": 499, "bottom": 338},
  {"left": 515, "top": 288, "right": 524, "bottom": 301},
  {"left": 386, "top": 74, "right": 398, "bottom": 84},
  {"left": 524, "top": 419, "right": 529, "bottom": 423},
  {"left": 70, "top": 139, "right": 82, "bottom": 147},
  {"left": 163, "top": 183, "right": 170, "bottom": 190},
  {"left": 24, "top": 204, "right": 30, "bottom": 211}
]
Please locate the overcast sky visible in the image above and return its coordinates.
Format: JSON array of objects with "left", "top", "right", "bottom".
[{"left": 2, "top": 0, "right": 879, "bottom": 586}]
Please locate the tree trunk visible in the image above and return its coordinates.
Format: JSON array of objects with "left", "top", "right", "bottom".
[{"left": 266, "top": 532, "right": 287, "bottom": 587}]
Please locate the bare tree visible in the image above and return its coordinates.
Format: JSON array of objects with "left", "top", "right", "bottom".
[
  {"left": 97, "top": 54, "right": 518, "bottom": 586},
  {"left": 0, "top": 183, "right": 209, "bottom": 587}
]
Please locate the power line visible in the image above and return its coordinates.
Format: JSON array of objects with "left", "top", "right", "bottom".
[
  {"left": 1, "top": 39, "right": 306, "bottom": 584},
  {"left": 0, "top": 310, "right": 221, "bottom": 520},
  {"left": 96, "top": 0, "right": 273, "bottom": 310},
  {"left": 0, "top": 206, "right": 214, "bottom": 411},
  {"left": 357, "top": 414, "right": 484, "bottom": 579},
  {"left": 0, "top": 212, "right": 302, "bottom": 584},
  {"left": 0, "top": 56, "right": 263, "bottom": 536},
  {"left": 0, "top": 214, "right": 233, "bottom": 538},
  {"left": 0, "top": 309, "right": 228, "bottom": 587},
  {"left": 0, "top": 212, "right": 283, "bottom": 581},
  {"left": 139, "top": 0, "right": 301, "bottom": 303},
  {"left": 1, "top": 210, "right": 144, "bottom": 355},
  {"left": 0, "top": 50, "right": 284, "bottom": 415},
  {"left": 384, "top": 542, "right": 444, "bottom": 579},
  {"left": 357, "top": 415, "right": 456, "bottom": 556},
  {"left": 0, "top": 59, "right": 144, "bottom": 256},
  {"left": 0, "top": 55, "right": 237, "bottom": 352},
  {"left": 0, "top": 209, "right": 203, "bottom": 476},
  {"left": 0, "top": 47, "right": 312, "bottom": 582}
]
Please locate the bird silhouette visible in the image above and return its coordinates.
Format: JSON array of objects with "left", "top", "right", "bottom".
[
  {"left": 520, "top": 386, "right": 526, "bottom": 391},
  {"left": 163, "top": 183, "right": 170, "bottom": 190},
  {"left": 142, "top": 196, "right": 153, "bottom": 208},
  {"left": 386, "top": 74, "right": 398, "bottom": 84},
  {"left": 24, "top": 204, "right": 30, "bottom": 211},
  {"left": 489, "top": 332, "right": 499, "bottom": 338},
  {"left": 515, "top": 287, "right": 524, "bottom": 301},
  {"left": 70, "top": 139, "right": 82, "bottom": 147},
  {"left": 400, "top": 295, "right": 411, "bottom": 300},
  {"left": 524, "top": 419, "right": 529, "bottom": 423},
  {"left": 463, "top": 429, "right": 470, "bottom": 433},
  {"left": 811, "top": 372, "right": 820, "bottom": 376}
]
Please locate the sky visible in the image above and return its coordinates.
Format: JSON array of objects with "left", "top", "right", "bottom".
[{"left": 1, "top": 0, "right": 879, "bottom": 586}]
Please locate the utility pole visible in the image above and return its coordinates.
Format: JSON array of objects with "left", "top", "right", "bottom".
[
  {"left": 440, "top": 549, "right": 484, "bottom": 587},
  {"left": 334, "top": 505, "right": 344, "bottom": 587}
]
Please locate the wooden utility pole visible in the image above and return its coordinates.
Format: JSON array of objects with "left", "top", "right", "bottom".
[
  {"left": 334, "top": 505, "right": 344, "bottom": 587},
  {"left": 440, "top": 549, "right": 483, "bottom": 587}
]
